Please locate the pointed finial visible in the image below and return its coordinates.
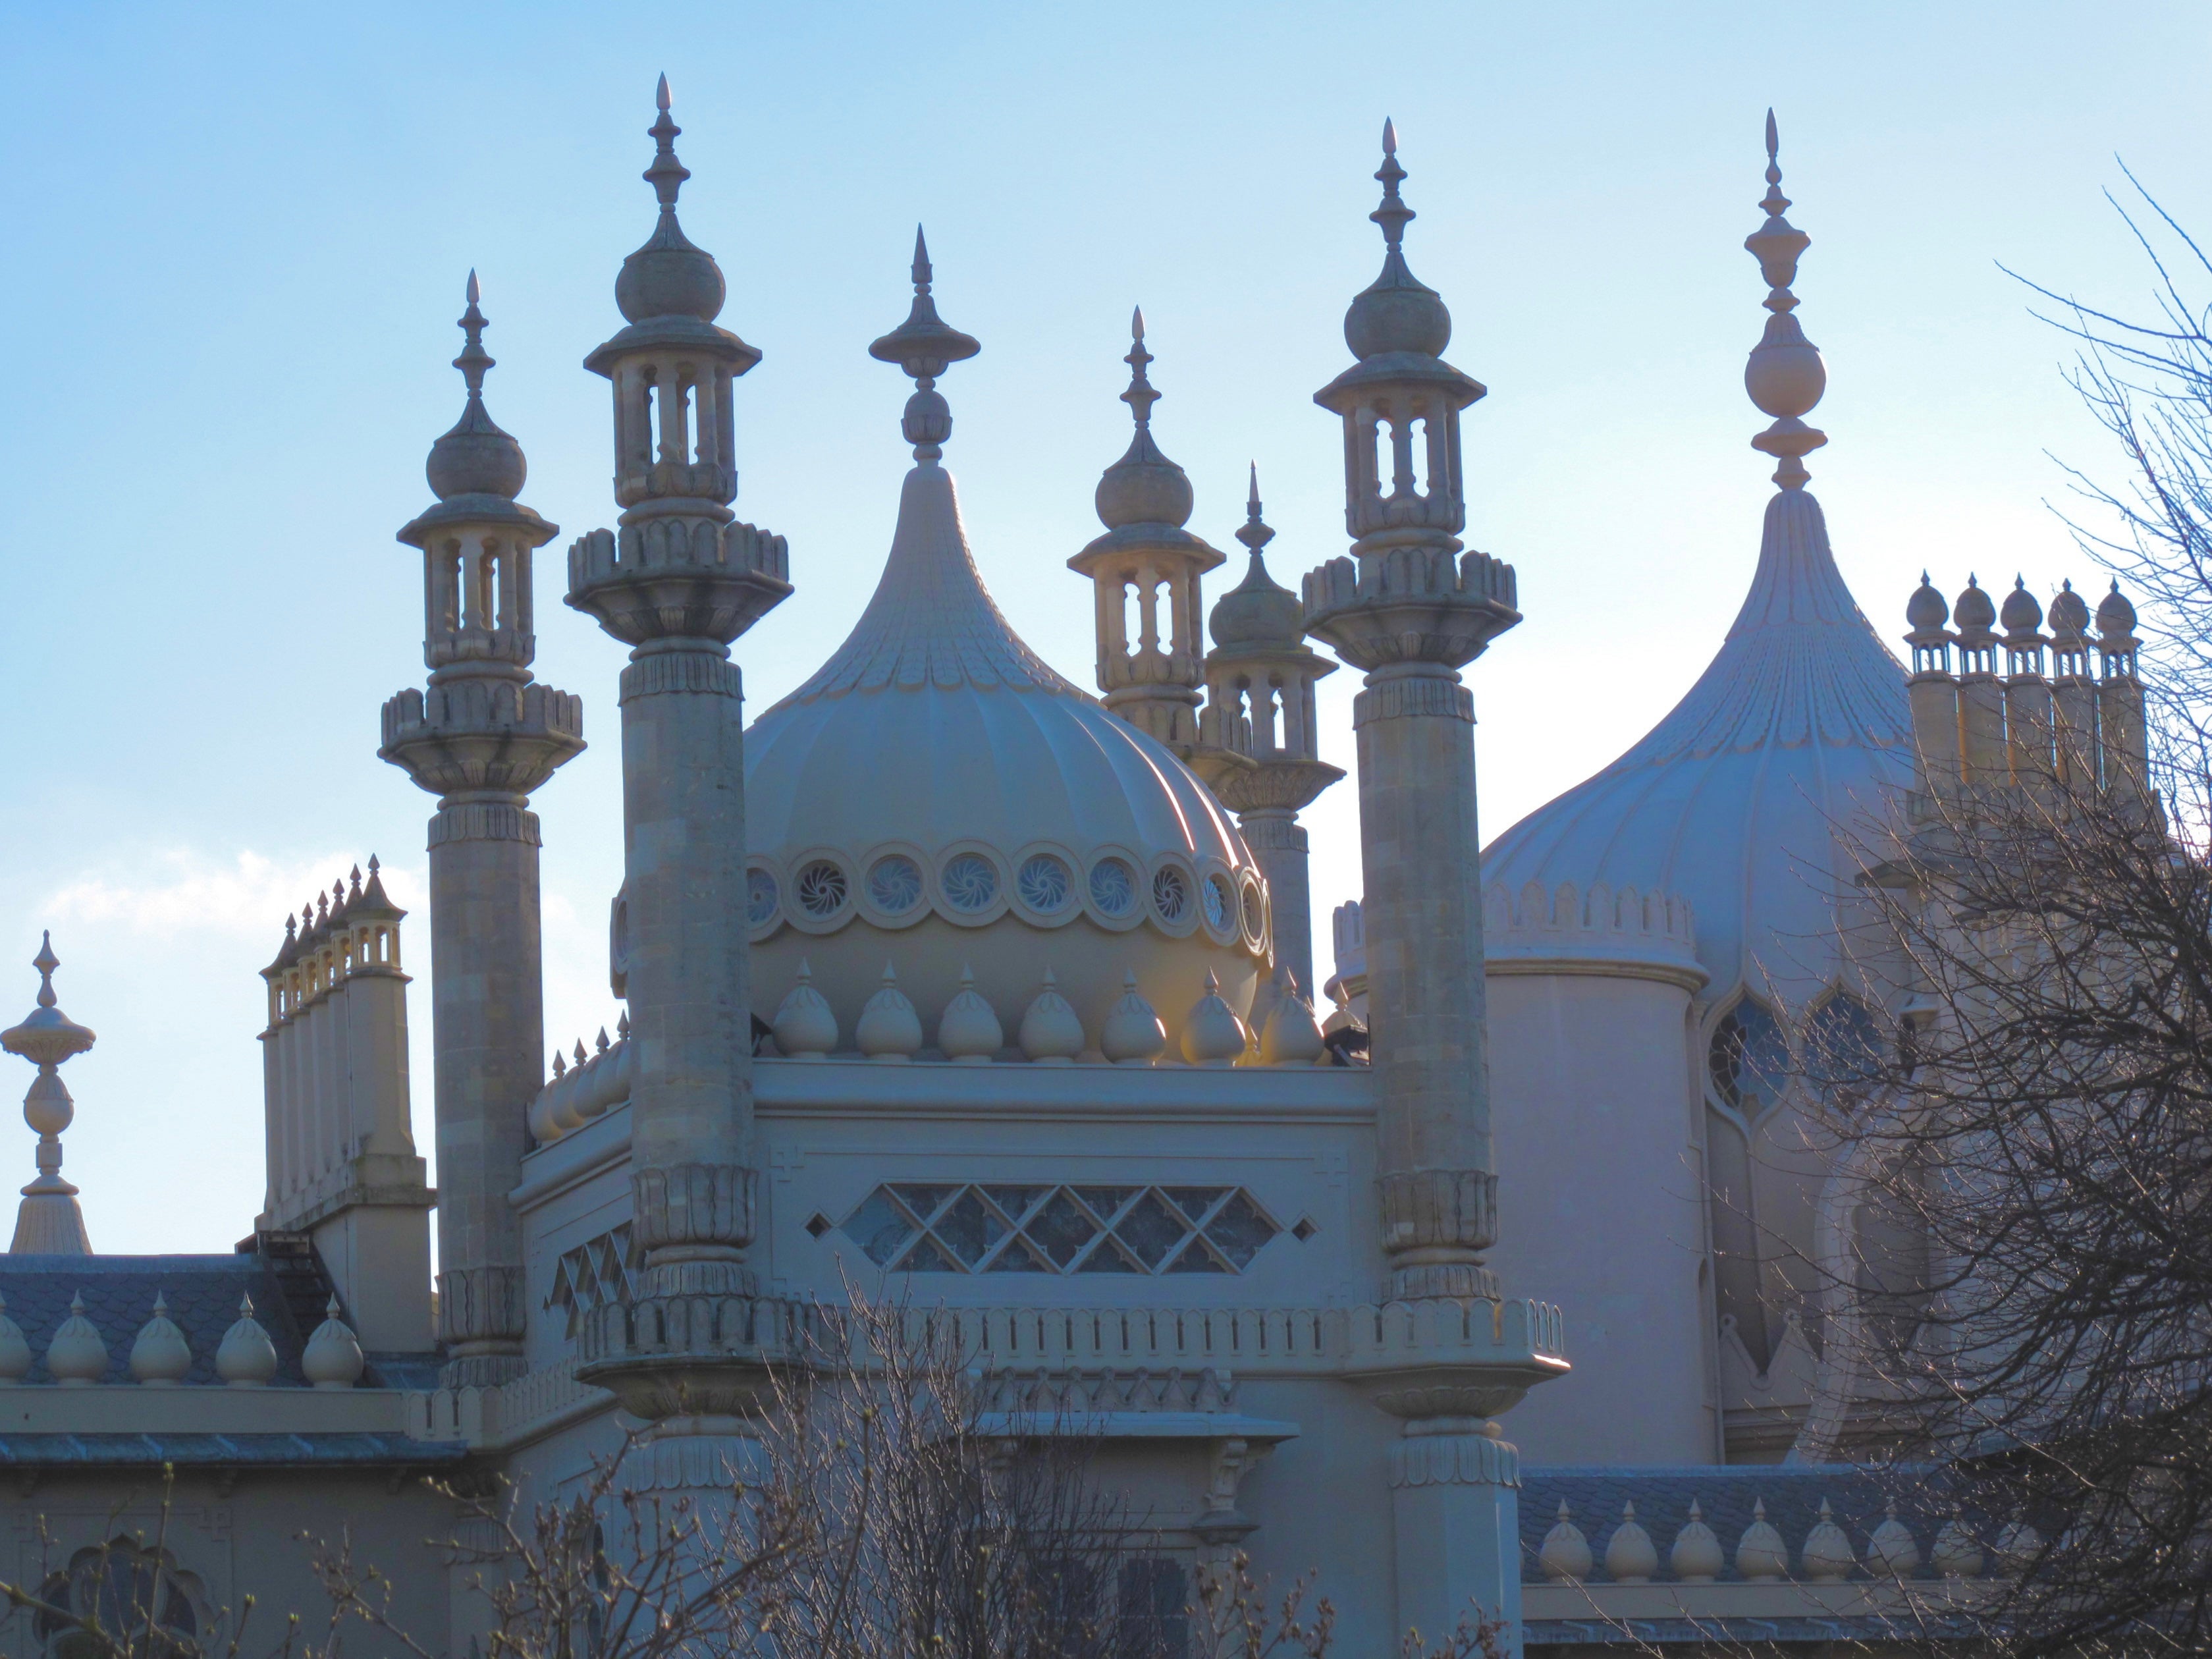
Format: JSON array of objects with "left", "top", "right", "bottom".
[
  {"left": 551, "top": 1049, "right": 566, "bottom": 1077},
  {"left": 153, "top": 1292, "right": 169, "bottom": 1317},
  {"left": 1743, "top": 109, "right": 1827, "bottom": 491},
  {"left": 869, "top": 225, "right": 980, "bottom": 460},
  {"left": 368, "top": 854, "right": 381, "bottom": 877},
  {"left": 349, "top": 865, "right": 364, "bottom": 898},
  {"left": 617, "top": 1010, "right": 631, "bottom": 1040},
  {"left": 238, "top": 1293, "right": 254, "bottom": 1318},
  {"left": 645, "top": 74, "right": 689, "bottom": 213},
  {"left": 33, "top": 933, "right": 57, "bottom": 1010},
  {"left": 656, "top": 71, "right": 670, "bottom": 111},
  {"left": 1121, "top": 306, "right": 1160, "bottom": 430},
  {"left": 454, "top": 270, "right": 493, "bottom": 398},
  {"left": 1372, "top": 118, "right": 1413, "bottom": 251},
  {"left": 596, "top": 1027, "right": 610, "bottom": 1054},
  {"left": 1236, "top": 464, "right": 1276, "bottom": 558}
]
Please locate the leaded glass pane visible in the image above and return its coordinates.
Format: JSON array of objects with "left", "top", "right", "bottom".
[
  {"left": 844, "top": 1189, "right": 916, "bottom": 1266},
  {"left": 1113, "top": 1191, "right": 1188, "bottom": 1268},
  {"left": 1164, "top": 1186, "right": 1231, "bottom": 1223},
  {"left": 934, "top": 1189, "right": 1004, "bottom": 1265},
  {"left": 1027, "top": 1191, "right": 1098, "bottom": 1266},
  {"left": 1203, "top": 1191, "right": 1280, "bottom": 1267}
]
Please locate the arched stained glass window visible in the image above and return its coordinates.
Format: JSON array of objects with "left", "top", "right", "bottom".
[{"left": 1708, "top": 996, "right": 1790, "bottom": 1116}]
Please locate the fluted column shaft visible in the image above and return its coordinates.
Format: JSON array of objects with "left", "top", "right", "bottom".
[
  {"left": 1353, "top": 661, "right": 1497, "bottom": 1301},
  {"left": 619, "top": 638, "right": 756, "bottom": 1299},
  {"left": 427, "top": 796, "right": 546, "bottom": 1384}
]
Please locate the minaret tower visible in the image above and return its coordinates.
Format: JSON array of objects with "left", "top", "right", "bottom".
[
  {"left": 1071, "top": 310, "right": 1235, "bottom": 765},
  {"left": 1202, "top": 466, "right": 1343, "bottom": 996},
  {"left": 1302, "top": 122, "right": 1519, "bottom": 1305},
  {"left": 381, "top": 274, "right": 584, "bottom": 1386},
  {"left": 567, "top": 78, "right": 791, "bottom": 1379},
  {"left": 3, "top": 935, "right": 96, "bottom": 1255}
]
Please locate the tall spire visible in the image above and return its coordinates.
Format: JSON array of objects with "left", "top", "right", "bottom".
[
  {"left": 610, "top": 74, "right": 728, "bottom": 329},
  {"left": 1743, "top": 110, "right": 1828, "bottom": 491},
  {"left": 421, "top": 270, "right": 527, "bottom": 505},
  {"left": 1094, "top": 307, "right": 1194, "bottom": 530},
  {"left": 1343, "top": 118, "right": 1453, "bottom": 362},
  {"left": 4, "top": 933, "right": 98, "bottom": 1255},
  {"left": 869, "top": 226, "right": 981, "bottom": 461}
]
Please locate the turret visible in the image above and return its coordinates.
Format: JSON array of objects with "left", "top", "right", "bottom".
[
  {"left": 566, "top": 79, "right": 791, "bottom": 1407},
  {"left": 381, "top": 273, "right": 583, "bottom": 1386},
  {"left": 1070, "top": 310, "right": 1232, "bottom": 763},
  {"left": 1200, "top": 467, "right": 1344, "bottom": 997},
  {"left": 1301, "top": 122, "right": 1519, "bottom": 1307},
  {"left": 3, "top": 935, "right": 95, "bottom": 1254}
]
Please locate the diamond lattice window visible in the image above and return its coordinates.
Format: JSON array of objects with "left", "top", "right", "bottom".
[
  {"left": 547, "top": 1222, "right": 637, "bottom": 1338},
  {"left": 839, "top": 1183, "right": 1281, "bottom": 1275}
]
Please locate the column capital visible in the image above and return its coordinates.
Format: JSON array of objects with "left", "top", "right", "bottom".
[
  {"left": 381, "top": 677, "right": 584, "bottom": 800},
  {"left": 566, "top": 519, "right": 791, "bottom": 647},
  {"left": 1304, "top": 547, "right": 1520, "bottom": 673}
]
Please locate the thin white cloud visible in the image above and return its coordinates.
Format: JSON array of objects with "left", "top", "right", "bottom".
[{"left": 42, "top": 849, "right": 427, "bottom": 942}]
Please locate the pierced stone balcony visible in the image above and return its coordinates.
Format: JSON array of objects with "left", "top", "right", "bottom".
[
  {"left": 1303, "top": 545, "right": 1521, "bottom": 672},
  {"left": 379, "top": 678, "right": 584, "bottom": 799},
  {"left": 566, "top": 518, "right": 792, "bottom": 647}
]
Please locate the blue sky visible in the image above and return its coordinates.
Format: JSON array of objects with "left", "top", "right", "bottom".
[{"left": 2, "top": 1, "right": 2206, "bottom": 1253}]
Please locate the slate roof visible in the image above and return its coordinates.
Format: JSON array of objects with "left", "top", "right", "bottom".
[
  {"left": 0, "top": 1246, "right": 419, "bottom": 1390},
  {"left": 0, "top": 1432, "right": 466, "bottom": 1467}
]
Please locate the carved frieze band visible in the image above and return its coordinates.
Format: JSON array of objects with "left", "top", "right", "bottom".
[
  {"left": 439, "top": 1264, "right": 527, "bottom": 1343},
  {"left": 1239, "top": 814, "right": 1310, "bottom": 854},
  {"left": 1388, "top": 1431, "right": 1521, "bottom": 1491},
  {"left": 620, "top": 653, "right": 743, "bottom": 705},
  {"left": 633, "top": 1161, "right": 758, "bottom": 1253},
  {"left": 429, "top": 803, "right": 543, "bottom": 848},
  {"left": 1353, "top": 676, "right": 1474, "bottom": 728},
  {"left": 1379, "top": 1168, "right": 1499, "bottom": 1254}
]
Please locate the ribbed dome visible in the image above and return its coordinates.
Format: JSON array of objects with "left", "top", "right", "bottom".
[
  {"left": 2000, "top": 578, "right": 2043, "bottom": 638},
  {"left": 1210, "top": 549, "right": 1303, "bottom": 649},
  {"left": 427, "top": 400, "right": 526, "bottom": 501},
  {"left": 744, "top": 459, "right": 1268, "bottom": 1045},
  {"left": 1483, "top": 488, "right": 1911, "bottom": 1004}
]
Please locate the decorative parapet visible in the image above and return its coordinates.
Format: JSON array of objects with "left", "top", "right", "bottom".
[
  {"left": 1302, "top": 546, "right": 1520, "bottom": 672},
  {"left": 564, "top": 518, "right": 791, "bottom": 646},
  {"left": 378, "top": 679, "right": 585, "bottom": 798},
  {"left": 1483, "top": 880, "right": 1706, "bottom": 992}
]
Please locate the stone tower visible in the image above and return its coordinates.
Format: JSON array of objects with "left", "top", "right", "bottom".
[
  {"left": 1202, "top": 466, "right": 1343, "bottom": 998},
  {"left": 565, "top": 79, "right": 791, "bottom": 1390},
  {"left": 1071, "top": 311, "right": 1237, "bottom": 768},
  {"left": 1301, "top": 122, "right": 1519, "bottom": 1305},
  {"left": 381, "top": 273, "right": 585, "bottom": 1386}
]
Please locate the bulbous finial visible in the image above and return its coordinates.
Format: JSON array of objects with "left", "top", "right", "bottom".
[
  {"left": 1094, "top": 308, "right": 1195, "bottom": 530},
  {"left": 1210, "top": 464, "right": 1303, "bottom": 649},
  {"left": 1743, "top": 110, "right": 1827, "bottom": 491},
  {"left": 4, "top": 933, "right": 95, "bottom": 1068},
  {"left": 33, "top": 933, "right": 57, "bottom": 1011},
  {"left": 425, "top": 271, "right": 527, "bottom": 501},
  {"left": 869, "top": 225, "right": 981, "bottom": 461},
  {"left": 1344, "top": 119, "right": 1451, "bottom": 361},
  {"left": 613, "top": 75, "right": 726, "bottom": 325}
]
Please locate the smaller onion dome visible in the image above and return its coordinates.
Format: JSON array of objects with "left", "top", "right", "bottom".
[
  {"left": 216, "top": 1294, "right": 279, "bottom": 1388},
  {"left": 855, "top": 965, "right": 923, "bottom": 1063},
  {"left": 1800, "top": 1498, "right": 1857, "bottom": 1583},
  {"left": 613, "top": 76, "right": 726, "bottom": 325},
  {"left": 45, "top": 1292, "right": 107, "bottom": 1386},
  {"left": 0, "top": 1293, "right": 29, "bottom": 1380},
  {"left": 129, "top": 1293, "right": 192, "bottom": 1386},
  {"left": 772, "top": 960, "right": 839, "bottom": 1060},
  {"left": 1017, "top": 969, "right": 1085, "bottom": 1064},
  {"left": 1538, "top": 1502, "right": 1593, "bottom": 1583},
  {"left": 1100, "top": 972, "right": 1168, "bottom": 1066},
  {"left": 936, "top": 965, "right": 1004, "bottom": 1064},
  {"left": 1209, "top": 467, "right": 1306, "bottom": 649},
  {"left": 302, "top": 1297, "right": 366, "bottom": 1390},
  {"left": 1735, "top": 1498, "right": 1789, "bottom": 1581},
  {"left": 1094, "top": 309, "right": 1197, "bottom": 530},
  {"left": 1604, "top": 1502, "right": 1659, "bottom": 1584},
  {"left": 425, "top": 272, "right": 527, "bottom": 501},
  {"left": 1670, "top": 1500, "right": 1727, "bottom": 1584},
  {"left": 1905, "top": 570, "right": 1949, "bottom": 634},
  {"left": 1867, "top": 1501, "right": 1922, "bottom": 1578},
  {"left": 2097, "top": 579, "right": 2138, "bottom": 637},
  {"left": 1931, "top": 1513, "right": 1985, "bottom": 1579},
  {"left": 1181, "top": 969, "right": 1250, "bottom": 1066},
  {"left": 1258, "top": 985, "right": 1326, "bottom": 1065},
  {"left": 1343, "top": 121, "right": 1452, "bottom": 361},
  {"left": 1953, "top": 574, "right": 1997, "bottom": 638},
  {"left": 2048, "top": 579, "right": 2091, "bottom": 639},
  {"left": 2000, "top": 576, "right": 2045, "bottom": 639}
]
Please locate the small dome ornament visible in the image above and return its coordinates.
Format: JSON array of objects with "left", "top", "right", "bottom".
[
  {"left": 216, "top": 1294, "right": 279, "bottom": 1388},
  {"left": 2048, "top": 578, "right": 2092, "bottom": 642},
  {"left": 1953, "top": 574, "right": 1997, "bottom": 639},
  {"left": 1867, "top": 1500, "right": 1922, "bottom": 1577},
  {"left": 1538, "top": 1500, "right": 1592, "bottom": 1583},
  {"left": 1208, "top": 466, "right": 1306, "bottom": 651},
  {"left": 1670, "top": 1499, "right": 1727, "bottom": 1583},
  {"left": 613, "top": 74, "right": 727, "bottom": 325},
  {"left": 1800, "top": 1497, "right": 1857, "bottom": 1582},
  {"left": 1743, "top": 111, "right": 1829, "bottom": 491},
  {"left": 1604, "top": 1502, "right": 1659, "bottom": 1584},
  {"left": 4, "top": 932, "right": 97, "bottom": 1255},
  {"left": 1735, "top": 1497, "right": 1790, "bottom": 1581},
  {"left": 128, "top": 1293, "right": 192, "bottom": 1387},
  {"left": 424, "top": 271, "right": 527, "bottom": 502},
  {"left": 936, "top": 965, "right": 1004, "bottom": 1064},
  {"left": 856, "top": 964, "right": 924, "bottom": 1063},
  {"left": 1343, "top": 119, "right": 1452, "bottom": 362},
  {"left": 869, "top": 227, "right": 981, "bottom": 462},
  {"left": 302, "top": 1297, "right": 366, "bottom": 1390},
  {"left": 1905, "top": 571, "right": 1950, "bottom": 636},
  {"left": 1931, "top": 1511, "right": 1985, "bottom": 1579},
  {"left": 2096, "top": 578, "right": 2139, "bottom": 638},
  {"left": 45, "top": 1291, "right": 107, "bottom": 1386},
  {"left": 2000, "top": 576, "right": 2045, "bottom": 641},
  {"left": 1181, "top": 969, "right": 1250, "bottom": 1066},
  {"left": 1259, "top": 973, "right": 1328, "bottom": 1065},
  {"left": 772, "top": 960, "right": 840, "bottom": 1060},
  {"left": 1100, "top": 972, "right": 1168, "bottom": 1066},
  {"left": 1017, "top": 969, "right": 1086, "bottom": 1064},
  {"left": 1992, "top": 1519, "right": 2043, "bottom": 1577},
  {"left": 1093, "top": 308, "right": 1197, "bottom": 531},
  {"left": 0, "top": 1292, "right": 29, "bottom": 1380}
]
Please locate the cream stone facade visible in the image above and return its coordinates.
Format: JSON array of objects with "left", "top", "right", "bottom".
[{"left": 1, "top": 97, "right": 2128, "bottom": 1659}]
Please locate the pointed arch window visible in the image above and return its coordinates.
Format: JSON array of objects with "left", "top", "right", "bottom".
[
  {"left": 1707, "top": 995, "right": 1790, "bottom": 1118},
  {"left": 1803, "top": 991, "right": 1885, "bottom": 1099}
]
